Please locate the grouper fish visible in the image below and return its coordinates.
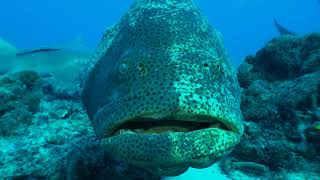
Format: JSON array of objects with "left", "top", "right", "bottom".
[{"left": 81, "top": 0, "right": 243, "bottom": 176}]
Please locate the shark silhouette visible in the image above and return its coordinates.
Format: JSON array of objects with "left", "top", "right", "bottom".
[
  {"left": 273, "top": 18, "right": 296, "bottom": 36},
  {"left": 0, "top": 37, "right": 92, "bottom": 86}
]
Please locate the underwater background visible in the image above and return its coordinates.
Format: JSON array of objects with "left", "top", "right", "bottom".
[
  {"left": 1, "top": 0, "right": 320, "bottom": 66},
  {"left": 0, "top": 0, "right": 320, "bottom": 179}
]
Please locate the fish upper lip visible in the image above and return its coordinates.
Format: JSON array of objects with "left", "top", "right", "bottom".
[
  {"left": 107, "top": 114, "right": 235, "bottom": 137},
  {"left": 93, "top": 93, "right": 241, "bottom": 138}
]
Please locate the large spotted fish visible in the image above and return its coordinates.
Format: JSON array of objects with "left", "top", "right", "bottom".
[{"left": 81, "top": 0, "right": 243, "bottom": 176}]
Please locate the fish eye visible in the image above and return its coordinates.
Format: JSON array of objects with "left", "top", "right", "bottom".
[
  {"left": 138, "top": 63, "right": 148, "bottom": 76},
  {"left": 119, "top": 60, "right": 130, "bottom": 75}
]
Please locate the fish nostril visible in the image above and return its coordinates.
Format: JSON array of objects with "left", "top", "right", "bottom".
[{"left": 138, "top": 63, "right": 148, "bottom": 76}]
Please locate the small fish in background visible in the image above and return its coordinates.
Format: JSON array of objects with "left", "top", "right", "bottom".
[
  {"left": 0, "top": 37, "right": 92, "bottom": 86},
  {"left": 16, "top": 48, "right": 61, "bottom": 57},
  {"left": 273, "top": 18, "right": 296, "bottom": 36}
]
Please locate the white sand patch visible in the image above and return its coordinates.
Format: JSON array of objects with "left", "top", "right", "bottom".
[{"left": 162, "top": 163, "right": 231, "bottom": 180}]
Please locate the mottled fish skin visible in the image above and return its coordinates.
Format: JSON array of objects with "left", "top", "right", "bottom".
[{"left": 81, "top": 0, "right": 243, "bottom": 176}]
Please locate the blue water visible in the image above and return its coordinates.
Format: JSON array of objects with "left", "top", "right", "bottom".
[{"left": 0, "top": 0, "right": 319, "bottom": 66}]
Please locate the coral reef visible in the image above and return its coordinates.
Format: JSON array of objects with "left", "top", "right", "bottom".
[
  {"left": 222, "top": 33, "right": 320, "bottom": 178},
  {"left": 0, "top": 71, "right": 159, "bottom": 179},
  {"left": 0, "top": 71, "right": 42, "bottom": 136}
]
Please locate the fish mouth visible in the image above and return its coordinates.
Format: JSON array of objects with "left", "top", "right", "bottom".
[
  {"left": 101, "top": 114, "right": 241, "bottom": 176},
  {"left": 109, "top": 115, "right": 234, "bottom": 137}
]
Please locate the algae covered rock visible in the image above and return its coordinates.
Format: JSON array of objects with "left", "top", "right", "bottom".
[
  {"left": 229, "top": 33, "right": 320, "bottom": 176},
  {"left": 0, "top": 71, "right": 42, "bottom": 136},
  {"left": 238, "top": 33, "right": 320, "bottom": 84},
  {"left": 41, "top": 75, "right": 81, "bottom": 101}
]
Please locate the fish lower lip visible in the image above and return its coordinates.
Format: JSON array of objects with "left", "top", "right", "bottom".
[
  {"left": 110, "top": 118, "right": 231, "bottom": 136},
  {"left": 101, "top": 126, "right": 240, "bottom": 176}
]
